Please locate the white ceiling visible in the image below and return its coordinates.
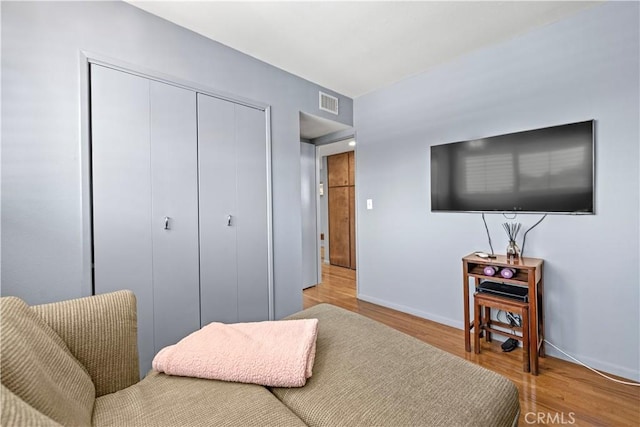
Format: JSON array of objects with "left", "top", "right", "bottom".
[
  {"left": 127, "top": 1, "right": 599, "bottom": 98},
  {"left": 299, "top": 112, "right": 352, "bottom": 140}
]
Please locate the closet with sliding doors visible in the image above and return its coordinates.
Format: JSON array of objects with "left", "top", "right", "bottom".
[{"left": 90, "top": 64, "right": 272, "bottom": 374}]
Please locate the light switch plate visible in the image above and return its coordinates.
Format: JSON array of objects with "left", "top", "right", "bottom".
[{"left": 366, "top": 199, "right": 373, "bottom": 210}]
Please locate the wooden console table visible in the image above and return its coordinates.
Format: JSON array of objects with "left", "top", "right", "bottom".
[{"left": 462, "top": 253, "right": 545, "bottom": 375}]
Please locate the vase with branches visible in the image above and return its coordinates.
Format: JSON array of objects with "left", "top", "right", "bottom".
[{"left": 502, "top": 222, "right": 521, "bottom": 259}]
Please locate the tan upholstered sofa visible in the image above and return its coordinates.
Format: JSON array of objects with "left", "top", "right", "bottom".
[{"left": 1, "top": 291, "right": 520, "bottom": 426}]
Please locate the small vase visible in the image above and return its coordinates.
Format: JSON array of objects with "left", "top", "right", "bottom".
[{"left": 506, "top": 240, "right": 520, "bottom": 260}]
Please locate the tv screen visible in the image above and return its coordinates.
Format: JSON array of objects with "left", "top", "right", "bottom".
[{"left": 430, "top": 120, "right": 594, "bottom": 213}]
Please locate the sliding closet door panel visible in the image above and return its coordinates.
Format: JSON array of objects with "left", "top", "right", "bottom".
[
  {"left": 90, "top": 64, "right": 154, "bottom": 373},
  {"left": 235, "top": 105, "right": 269, "bottom": 322},
  {"left": 197, "top": 94, "right": 238, "bottom": 325},
  {"left": 150, "top": 81, "right": 200, "bottom": 350}
]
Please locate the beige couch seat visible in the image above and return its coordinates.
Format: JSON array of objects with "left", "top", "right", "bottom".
[
  {"left": 274, "top": 304, "right": 520, "bottom": 427},
  {"left": 1, "top": 291, "right": 520, "bottom": 427},
  {"left": 93, "top": 371, "right": 305, "bottom": 427}
]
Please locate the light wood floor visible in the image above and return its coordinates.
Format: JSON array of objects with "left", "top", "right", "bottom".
[{"left": 303, "top": 264, "right": 639, "bottom": 427}]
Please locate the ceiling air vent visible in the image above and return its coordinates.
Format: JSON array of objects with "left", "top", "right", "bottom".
[{"left": 319, "top": 91, "right": 339, "bottom": 115}]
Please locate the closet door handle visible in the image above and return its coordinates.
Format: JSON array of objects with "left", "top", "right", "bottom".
[
  {"left": 164, "top": 216, "right": 171, "bottom": 230},
  {"left": 227, "top": 215, "right": 232, "bottom": 226}
]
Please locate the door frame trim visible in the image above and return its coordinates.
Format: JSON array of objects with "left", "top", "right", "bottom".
[{"left": 80, "top": 51, "right": 274, "bottom": 320}]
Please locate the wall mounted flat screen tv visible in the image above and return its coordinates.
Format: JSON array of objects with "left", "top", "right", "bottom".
[{"left": 430, "top": 120, "right": 594, "bottom": 214}]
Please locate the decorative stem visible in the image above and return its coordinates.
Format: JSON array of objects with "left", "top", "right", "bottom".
[{"left": 503, "top": 222, "right": 522, "bottom": 259}]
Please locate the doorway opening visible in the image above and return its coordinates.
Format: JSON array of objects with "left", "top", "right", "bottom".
[
  {"left": 317, "top": 140, "right": 356, "bottom": 270},
  {"left": 299, "top": 112, "right": 356, "bottom": 296}
]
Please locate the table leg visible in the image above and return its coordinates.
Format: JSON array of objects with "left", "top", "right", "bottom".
[
  {"left": 463, "top": 267, "right": 471, "bottom": 352},
  {"left": 474, "top": 296, "right": 481, "bottom": 354},
  {"left": 523, "top": 306, "right": 530, "bottom": 373},
  {"left": 539, "top": 266, "right": 545, "bottom": 358},
  {"left": 528, "top": 276, "right": 539, "bottom": 375}
]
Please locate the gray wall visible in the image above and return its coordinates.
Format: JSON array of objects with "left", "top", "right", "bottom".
[
  {"left": 354, "top": 2, "right": 639, "bottom": 380},
  {"left": 1, "top": 1, "right": 353, "bottom": 319},
  {"left": 300, "top": 141, "right": 318, "bottom": 287}
]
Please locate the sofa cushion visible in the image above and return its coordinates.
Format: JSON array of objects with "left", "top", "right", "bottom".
[
  {"left": 93, "top": 371, "right": 307, "bottom": 427},
  {"left": 0, "top": 384, "right": 62, "bottom": 427},
  {"left": 272, "top": 304, "right": 520, "bottom": 427},
  {"left": 0, "top": 296, "right": 95, "bottom": 426},
  {"left": 32, "top": 290, "right": 140, "bottom": 397}
]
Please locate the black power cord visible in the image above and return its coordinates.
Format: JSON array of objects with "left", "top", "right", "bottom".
[
  {"left": 506, "top": 312, "right": 522, "bottom": 328},
  {"left": 481, "top": 213, "right": 494, "bottom": 255},
  {"left": 498, "top": 310, "right": 522, "bottom": 328},
  {"left": 498, "top": 311, "right": 522, "bottom": 352},
  {"left": 520, "top": 214, "right": 547, "bottom": 257}
]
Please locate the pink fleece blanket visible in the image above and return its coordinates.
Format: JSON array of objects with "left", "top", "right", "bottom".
[{"left": 152, "top": 318, "right": 319, "bottom": 387}]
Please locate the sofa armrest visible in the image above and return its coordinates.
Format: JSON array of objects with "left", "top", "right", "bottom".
[{"left": 31, "top": 290, "right": 140, "bottom": 397}]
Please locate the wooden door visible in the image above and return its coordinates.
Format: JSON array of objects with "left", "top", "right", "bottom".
[
  {"left": 328, "top": 152, "right": 349, "bottom": 186},
  {"left": 328, "top": 186, "right": 350, "bottom": 267},
  {"left": 327, "top": 151, "right": 356, "bottom": 269}
]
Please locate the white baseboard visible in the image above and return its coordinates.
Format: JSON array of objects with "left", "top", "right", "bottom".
[
  {"left": 357, "top": 293, "right": 463, "bottom": 330},
  {"left": 356, "top": 293, "right": 640, "bottom": 382},
  {"left": 543, "top": 342, "right": 640, "bottom": 382}
]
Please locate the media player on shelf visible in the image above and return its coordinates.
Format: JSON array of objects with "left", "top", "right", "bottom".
[{"left": 476, "top": 281, "right": 528, "bottom": 302}]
